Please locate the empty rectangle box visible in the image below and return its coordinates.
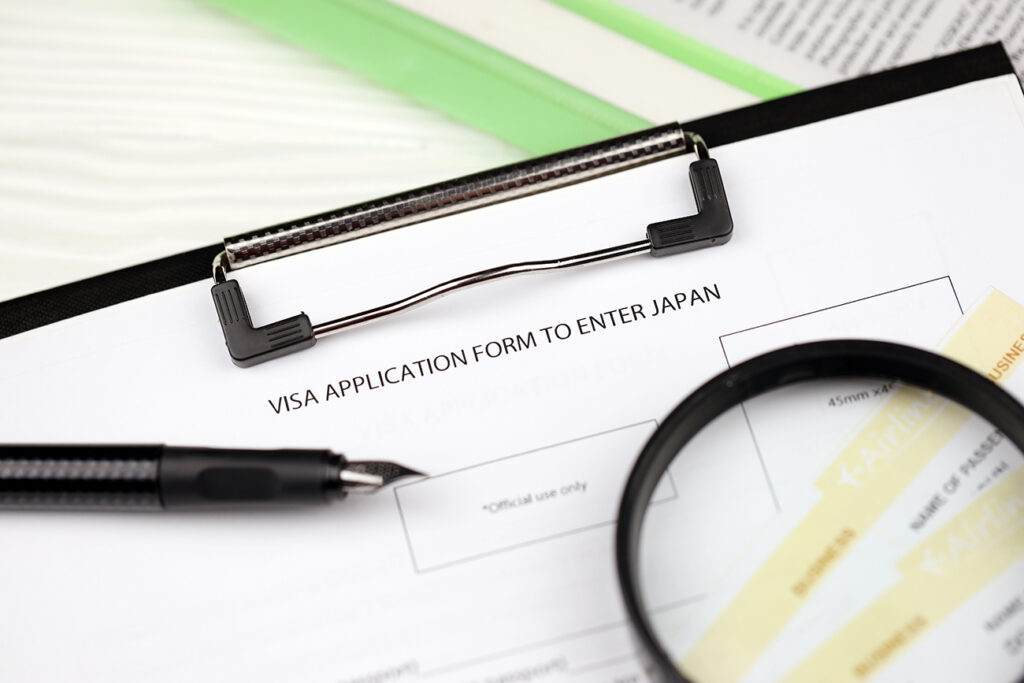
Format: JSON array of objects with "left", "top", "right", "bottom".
[{"left": 394, "top": 421, "right": 673, "bottom": 571}]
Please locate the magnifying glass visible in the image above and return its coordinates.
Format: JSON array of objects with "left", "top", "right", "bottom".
[{"left": 618, "top": 340, "right": 1024, "bottom": 683}]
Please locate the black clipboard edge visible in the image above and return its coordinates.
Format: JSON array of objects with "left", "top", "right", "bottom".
[
  {"left": 0, "top": 243, "right": 224, "bottom": 339},
  {"left": 0, "top": 44, "right": 1014, "bottom": 341},
  {"left": 691, "top": 43, "right": 1015, "bottom": 149}
]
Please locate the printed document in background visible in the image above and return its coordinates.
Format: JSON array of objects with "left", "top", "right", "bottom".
[{"left": 2, "top": 69, "right": 1024, "bottom": 683}]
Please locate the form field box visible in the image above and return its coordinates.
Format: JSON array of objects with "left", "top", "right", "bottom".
[
  {"left": 395, "top": 422, "right": 671, "bottom": 571},
  {"left": 718, "top": 276, "right": 965, "bottom": 505},
  {"left": 721, "top": 277, "right": 963, "bottom": 365}
]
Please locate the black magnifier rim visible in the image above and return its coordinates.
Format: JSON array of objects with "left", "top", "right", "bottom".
[{"left": 617, "top": 339, "right": 1024, "bottom": 683}]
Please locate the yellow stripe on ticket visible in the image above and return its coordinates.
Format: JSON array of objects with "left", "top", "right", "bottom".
[{"left": 681, "top": 290, "right": 1024, "bottom": 682}]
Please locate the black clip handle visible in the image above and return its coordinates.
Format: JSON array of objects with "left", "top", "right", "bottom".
[
  {"left": 647, "top": 157, "right": 733, "bottom": 256},
  {"left": 211, "top": 279, "right": 315, "bottom": 367}
]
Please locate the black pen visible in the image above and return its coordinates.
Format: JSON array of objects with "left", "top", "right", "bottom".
[{"left": 0, "top": 445, "right": 423, "bottom": 509}]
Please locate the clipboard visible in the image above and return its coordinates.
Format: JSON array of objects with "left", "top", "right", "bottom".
[
  {"left": 2, "top": 45, "right": 1024, "bottom": 682},
  {"left": 0, "top": 45, "right": 1012, "bottom": 343}
]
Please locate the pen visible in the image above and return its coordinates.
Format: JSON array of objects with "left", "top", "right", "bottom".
[{"left": 0, "top": 445, "right": 423, "bottom": 509}]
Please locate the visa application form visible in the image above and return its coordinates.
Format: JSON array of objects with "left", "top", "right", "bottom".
[{"left": 2, "top": 73, "right": 1024, "bottom": 682}]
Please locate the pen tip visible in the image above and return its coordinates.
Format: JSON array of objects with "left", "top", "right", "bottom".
[{"left": 341, "top": 460, "right": 424, "bottom": 492}]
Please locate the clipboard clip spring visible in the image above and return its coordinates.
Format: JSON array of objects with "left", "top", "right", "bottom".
[{"left": 211, "top": 125, "right": 731, "bottom": 367}]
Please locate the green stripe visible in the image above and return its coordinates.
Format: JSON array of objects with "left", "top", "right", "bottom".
[
  {"left": 549, "top": 0, "right": 801, "bottom": 100},
  {"left": 206, "top": 0, "right": 651, "bottom": 155}
]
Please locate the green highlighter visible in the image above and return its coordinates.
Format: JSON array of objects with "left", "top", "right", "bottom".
[{"left": 205, "top": 0, "right": 650, "bottom": 155}]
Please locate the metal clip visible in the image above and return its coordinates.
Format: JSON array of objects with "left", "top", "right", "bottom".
[{"left": 210, "top": 124, "right": 731, "bottom": 367}]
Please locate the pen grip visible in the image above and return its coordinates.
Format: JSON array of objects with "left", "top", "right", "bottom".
[
  {"left": 159, "top": 448, "right": 343, "bottom": 508},
  {"left": 0, "top": 445, "right": 162, "bottom": 509}
]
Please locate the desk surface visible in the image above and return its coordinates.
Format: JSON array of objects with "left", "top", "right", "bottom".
[{"left": 0, "top": 0, "right": 521, "bottom": 301}]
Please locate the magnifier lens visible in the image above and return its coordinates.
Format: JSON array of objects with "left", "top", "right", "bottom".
[{"left": 638, "top": 376, "right": 1024, "bottom": 683}]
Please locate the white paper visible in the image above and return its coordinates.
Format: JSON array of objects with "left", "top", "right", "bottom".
[{"left": 2, "top": 75, "right": 1024, "bottom": 682}]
